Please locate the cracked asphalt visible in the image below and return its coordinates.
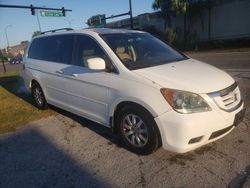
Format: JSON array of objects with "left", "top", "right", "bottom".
[{"left": 0, "top": 53, "right": 250, "bottom": 188}]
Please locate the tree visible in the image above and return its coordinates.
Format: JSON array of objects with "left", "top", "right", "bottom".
[
  {"left": 32, "top": 31, "right": 41, "bottom": 38},
  {"left": 1, "top": 48, "right": 13, "bottom": 61},
  {"left": 152, "top": 0, "right": 187, "bottom": 29},
  {"left": 184, "top": 0, "right": 216, "bottom": 44},
  {"left": 184, "top": 0, "right": 207, "bottom": 46},
  {"left": 152, "top": 0, "right": 216, "bottom": 47},
  {"left": 21, "top": 40, "right": 29, "bottom": 45}
]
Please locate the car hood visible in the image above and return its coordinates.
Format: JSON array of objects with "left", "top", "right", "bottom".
[{"left": 133, "top": 59, "right": 235, "bottom": 93}]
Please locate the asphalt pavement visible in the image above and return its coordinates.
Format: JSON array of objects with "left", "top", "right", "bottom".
[
  {"left": 0, "top": 51, "right": 249, "bottom": 187},
  {"left": 0, "top": 63, "right": 23, "bottom": 72},
  {"left": 188, "top": 51, "right": 250, "bottom": 69}
]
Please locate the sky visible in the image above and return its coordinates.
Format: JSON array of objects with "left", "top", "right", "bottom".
[{"left": 0, "top": 0, "right": 155, "bottom": 49}]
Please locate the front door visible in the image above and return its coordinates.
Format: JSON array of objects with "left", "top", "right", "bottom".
[{"left": 64, "top": 34, "right": 117, "bottom": 125}]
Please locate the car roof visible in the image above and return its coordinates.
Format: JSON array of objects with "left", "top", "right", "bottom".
[
  {"left": 33, "top": 28, "right": 146, "bottom": 39},
  {"left": 83, "top": 28, "right": 145, "bottom": 34}
]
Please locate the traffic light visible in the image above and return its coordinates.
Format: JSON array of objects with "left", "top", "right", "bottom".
[
  {"left": 87, "top": 15, "right": 106, "bottom": 27},
  {"left": 87, "top": 18, "right": 92, "bottom": 26},
  {"left": 62, "top": 7, "right": 65, "bottom": 16},
  {"left": 30, "top": 4, "right": 35, "bottom": 15}
]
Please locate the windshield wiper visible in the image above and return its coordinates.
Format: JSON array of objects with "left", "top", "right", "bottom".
[
  {"left": 129, "top": 63, "right": 155, "bottom": 70},
  {"left": 129, "top": 57, "right": 188, "bottom": 70}
]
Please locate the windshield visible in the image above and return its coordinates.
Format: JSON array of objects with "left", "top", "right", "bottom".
[{"left": 100, "top": 33, "right": 187, "bottom": 70}]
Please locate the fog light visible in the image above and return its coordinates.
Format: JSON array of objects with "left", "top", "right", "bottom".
[{"left": 188, "top": 136, "right": 203, "bottom": 144}]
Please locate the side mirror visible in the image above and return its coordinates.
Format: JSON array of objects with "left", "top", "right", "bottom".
[{"left": 86, "top": 57, "right": 105, "bottom": 70}]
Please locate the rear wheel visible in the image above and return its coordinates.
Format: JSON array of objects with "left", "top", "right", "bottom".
[
  {"left": 31, "top": 82, "right": 48, "bottom": 110},
  {"left": 116, "top": 106, "right": 160, "bottom": 155}
]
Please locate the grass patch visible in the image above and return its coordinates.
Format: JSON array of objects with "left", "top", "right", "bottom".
[
  {"left": 0, "top": 72, "right": 56, "bottom": 134},
  {"left": 0, "top": 71, "right": 20, "bottom": 78}
]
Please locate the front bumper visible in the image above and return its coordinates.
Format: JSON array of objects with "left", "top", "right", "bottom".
[{"left": 155, "top": 102, "right": 244, "bottom": 153}]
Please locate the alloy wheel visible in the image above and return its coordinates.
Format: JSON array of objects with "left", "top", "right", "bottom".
[{"left": 121, "top": 114, "right": 149, "bottom": 147}]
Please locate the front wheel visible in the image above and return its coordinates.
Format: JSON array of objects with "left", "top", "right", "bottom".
[{"left": 117, "top": 106, "right": 160, "bottom": 155}]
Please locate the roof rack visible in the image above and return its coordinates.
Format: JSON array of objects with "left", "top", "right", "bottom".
[{"left": 41, "top": 28, "right": 73, "bottom": 35}]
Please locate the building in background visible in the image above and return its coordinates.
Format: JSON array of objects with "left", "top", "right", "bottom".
[
  {"left": 106, "top": 12, "right": 165, "bottom": 32},
  {"left": 9, "top": 41, "right": 28, "bottom": 56},
  {"left": 106, "top": 0, "right": 250, "bottom": 43}
]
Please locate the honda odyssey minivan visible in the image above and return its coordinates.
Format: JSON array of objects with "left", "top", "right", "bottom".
[{"left": 23, "top": 28, "right": 245, "bottom": 154}]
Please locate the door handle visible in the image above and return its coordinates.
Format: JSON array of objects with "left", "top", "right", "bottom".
[
  {"left": 70, "top": 73, "right": 78, "bottom": 77},
  {"left": 56, "top": 70, "right": 63, "bottom": 74},
  {"left": 56, "top": 70, "right": 77, "bottom": 77}
]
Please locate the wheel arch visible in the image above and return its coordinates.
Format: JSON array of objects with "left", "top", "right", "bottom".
[
  {"left": 110, "top": 100, "right": 162, "bottom": 146},
  {"left": 109, "top": 98, "right": 158, "bottom": 119},
  {"left": 30, "top": 79, "right": 40, "bottom": 88},
  {"left": 30, "top": 79, "right": 46, "bottom": 98}
]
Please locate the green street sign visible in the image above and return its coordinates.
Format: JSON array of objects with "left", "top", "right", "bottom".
[{"left": 40, "top": 11, "right": 63, "bottom": 17}]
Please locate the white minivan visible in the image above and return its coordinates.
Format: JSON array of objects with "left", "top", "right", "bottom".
[{"left": 23, "top": 28, "right": 245, "bottom": 154}]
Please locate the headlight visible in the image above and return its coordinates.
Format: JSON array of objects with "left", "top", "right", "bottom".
[{"left": 160, "top": 88, "right": 211, "bottom": 113}]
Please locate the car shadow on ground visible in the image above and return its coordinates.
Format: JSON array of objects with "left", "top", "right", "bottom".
[
  {"left": 0, "top": 128, "right": 109, "bottom": 188},
  {"left": 0, "top": 74, "right": 36, "bottom": 107},
  {"left": 49, "top": 105, "right": 125, "bottom": 149}
]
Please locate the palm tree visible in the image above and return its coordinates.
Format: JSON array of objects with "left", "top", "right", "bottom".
[
  {"left": 152, "top": 0, "right": 216, "bottom": 46},
  {"left": 152, "top": 0, "right": 187, "bottom": 29},
  {"left": 32, "top": 31, "right": 42, "bottom": 38},
  {"left": 185, "top": 0, "right": 216, "bottom": 41}
]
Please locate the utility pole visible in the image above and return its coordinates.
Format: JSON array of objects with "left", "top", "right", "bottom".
[
  {"left": 36, "top": 11, "right": 42, "bottom": 32},
  {"left": 0, "top": 47, "right": 6, "bottom": 72},
  {"left": 129, "top": 0, "right": 133, "bottom": 29},
  {"left": 4, "top": 25, "right": 12, "bottom": 48}
]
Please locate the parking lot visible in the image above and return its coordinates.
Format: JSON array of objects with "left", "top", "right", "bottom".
[{"left": 0, "top": 51, "right": 249, "bottom": 188}]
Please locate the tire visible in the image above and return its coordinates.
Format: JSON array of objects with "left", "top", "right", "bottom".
[
  {"left": 116, "top": 105, "right": 160, "bottom": 155},
  {"left": 31, "top": 82, "right": 48, "bottom": 110}
]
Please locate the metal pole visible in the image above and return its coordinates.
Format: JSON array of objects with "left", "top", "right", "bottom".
[
  {"left": 129, "top": 0, "right": 133, "bottom": 29},
  {"left": 4, "top": 25, "right": 12, "bottom": 47},
  {"left": 36, "top": 11, "right": 42, "bottom": 31},
  {"left": 0, "top": 48, "right": 6, "bottom": 72},
  {"left": 105, "top": 12, "right": 130, "bottom": 20},
  {"left": 0, "top": 4, "right": 72, "bottom": 12}
]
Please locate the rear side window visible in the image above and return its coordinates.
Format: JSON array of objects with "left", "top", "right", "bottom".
[{"left": 28, "top": 35, "right": 74, "bottom": 64}]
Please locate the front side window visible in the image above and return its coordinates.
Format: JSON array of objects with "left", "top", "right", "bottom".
[
  {"left": 74, "top": 35, "right": 114, "bottom": 71},
  {"left": 101, "top": 33, "right": 187, "bottom": 70}
]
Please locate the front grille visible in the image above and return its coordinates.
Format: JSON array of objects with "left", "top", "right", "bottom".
[{"left": 208, "top": 82, "right": 242, "bottom": 112}]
